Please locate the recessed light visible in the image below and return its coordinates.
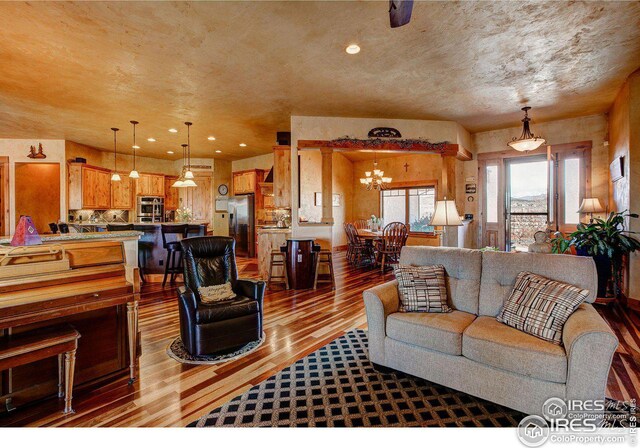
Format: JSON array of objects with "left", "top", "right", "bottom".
[
  {"left": 132, "top": 145, "right": 140, "bottom": 149},
  {"left": 208, "top": 136, "right": 216, "bottom": 141},
  {"left": 167, "top": 150, "right": 174, "bottom": 154},
  {"left": 168, "top": 128, "right": 178, "bottom": 133},
  {"left": 215, "top": 150, "right": 222, "bottom": 153},
  {"left": 239, "top": 143, "right": 247, "bottom": 147},
  {"left": 345, "top": 44, "right": 360, "bottom": 55},
  {"left": 147, "top": 138, "right": 156, "bottom": 142}
]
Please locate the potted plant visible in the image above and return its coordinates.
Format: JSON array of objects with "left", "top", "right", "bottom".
[{"left": 551, "top": 211, "right": 640, "bottom": 298}]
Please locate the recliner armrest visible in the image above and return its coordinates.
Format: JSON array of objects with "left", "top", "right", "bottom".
[
  {"left": 234, "top": 279, "right": 266, "bottom": 302},
  {"left": 563, "top": 303, "right": 618, "bottom": 403},
  {"left": 177, "top": 286, "right": 198, "bottom": 314}
]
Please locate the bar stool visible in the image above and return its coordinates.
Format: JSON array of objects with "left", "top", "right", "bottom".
[
  {"left": 313, "top": 249, "right": 335, "bottom": 290},
  {"left": 267, "top": 246, "right": 289, "bottom": 290},
  {"left": 161, "top": 224, "right": 189, "bottom": 287}
]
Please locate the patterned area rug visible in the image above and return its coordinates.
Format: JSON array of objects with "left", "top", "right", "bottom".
[
  {"left": 189, "top": 329, "right": 528, "bottom": 427},
  {"left": 167, "top": 333, "right": 265, "bottom": 365}
]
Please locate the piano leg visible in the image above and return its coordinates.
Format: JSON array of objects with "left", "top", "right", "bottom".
[{"left": 127, "top": 300, "right": 139, "bottom": 384}]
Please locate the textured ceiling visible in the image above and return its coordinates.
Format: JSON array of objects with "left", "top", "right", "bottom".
[{"left": 1, "top": 1, "right": 639, "bottom": 161}]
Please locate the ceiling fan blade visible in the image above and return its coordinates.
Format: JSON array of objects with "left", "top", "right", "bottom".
[{"left": 389, "top": 0, "right": 414, "bottom": 28}]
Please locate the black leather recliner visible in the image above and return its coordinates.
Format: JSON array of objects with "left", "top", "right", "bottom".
[{"left": 177, "top": 236, "right": 265, "bottom": 356}]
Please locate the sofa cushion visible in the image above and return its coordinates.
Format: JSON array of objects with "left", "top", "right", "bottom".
[
  {"left": 463, "top": 316, "right": 567, "bottom": 383},
  {"left": 399, "top": 246, "right": 482, "bottom": 315},
  {"left": 497, "top": 272, "right": 589, "bottom": 345},
  {"left": 394, "top": 264, "right": 451, "bottom": 313},
  {"left": 479, "top": 251, "right": 597, "bottom": 317},
  {"left": 195, "top": 296, "right": 258, "bottom": 324},
  {"left": 387, "top": 310, "right": 476, "bottom": 356}
]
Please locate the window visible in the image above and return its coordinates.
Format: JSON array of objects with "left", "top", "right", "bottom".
[{"left": 381, "top": 186, "right": 436, "bottom": 233}]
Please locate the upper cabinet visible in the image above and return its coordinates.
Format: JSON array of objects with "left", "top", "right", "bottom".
[
  {"left": 164, "top": 176, "right": 180, "bottom": 210},
  {"left": 69, "top": 163, "right": 113, "bottom": 210},
  {"left": 111, "top": 174, "right": 134, "bottom": 209},
  {"left": 135, "top": 173, "right": 165, "bottom": 197},
  {"left": 233, "top": 169, "right": 264, "bottom": 195},
  {"left": 273, "top": 145, "right": 291, "bottom": 208}
]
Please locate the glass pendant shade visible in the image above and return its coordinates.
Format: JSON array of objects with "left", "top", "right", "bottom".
[
  {"left": 182, "top": 178, "right": 197, "bottom": 188},
  {"left": 129, "top": 170, "right": 140, "bottom": 179},
  {"left": 184, "top": 170, "right": 195, "bottom": 179},
  {"left": 508, "top": 107, "right": 546, "bottom": 152},
  {"left": 172, "top": 178, "right": 185, "bottom": 188},
  {"left": 111, "top": 172, "right": 121, "bottom": 182}
]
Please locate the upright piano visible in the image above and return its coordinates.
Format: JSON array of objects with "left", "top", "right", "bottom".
[{"left": 0, "top": 239, "right": 139, "bottom": 414}]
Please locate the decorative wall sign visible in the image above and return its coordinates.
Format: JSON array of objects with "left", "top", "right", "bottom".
[
  {"left": 27, "top": 143, "right": 46, "bottom": 159},
  {"left": 610, "top": 156, "right": 624, "bottom": 182},
  {"left": 367, "top": 127, "right": 402, "bottom": 138},
  {"left": 465, "top": 183, "right": 477, "bottom": 194}
]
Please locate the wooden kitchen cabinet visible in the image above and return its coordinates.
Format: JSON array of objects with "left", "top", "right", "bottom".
[
  {"left": 183, "top": 176, "right": 212, "bottom": 222},
  {"left": 164, "top": 176, "right": 180, "bottom": 210},
  {"left": 110, "top": 174, "right": 134, "bottom": 209},
  {"left": 233, "top": 169, "right": 264, "bottom": 195},
  {"left": 273, "top": 145, "right": 291, "bottom": 208},
  {"left": 135, "top": 173, "right": 165, "bottom": 197},
  {"left": 69, "top": 164, "right": 112, "bottom": 210}
]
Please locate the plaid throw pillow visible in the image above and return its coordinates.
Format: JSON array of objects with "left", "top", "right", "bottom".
[
  {"left": 497, "top": 272, "right": 589, "bottom": 345},
  {"left": 394, "top": 265, "right": 451, "bottom": 313}
]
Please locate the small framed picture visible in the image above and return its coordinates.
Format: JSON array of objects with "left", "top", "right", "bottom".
[
  {"left": 332, "top": 194, "right": 341, "bottom": 207},
  {"left": 465, "top": 183, "right": 477, "bottom": 194}
]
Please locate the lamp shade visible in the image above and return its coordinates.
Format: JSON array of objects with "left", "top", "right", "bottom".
[
  {"left": 430, "top": 199, "right": 463, "bottom": 226},
  {"left": 578, "top": 198, "right": 604, "bottom": 214}
]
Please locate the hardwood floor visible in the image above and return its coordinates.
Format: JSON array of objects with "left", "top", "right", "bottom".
[{"left": 1, "top": 251, "right": 638, "bottom": 427}]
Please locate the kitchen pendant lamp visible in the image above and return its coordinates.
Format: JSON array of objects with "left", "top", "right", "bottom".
[
  {"left": 129, "top": 120, "right": 140, "bottom": 178},
  {"left": 110, "top": 127, "right": 121, "bottom": 182},
  {"left": 183, "top": 122, "right": 197, "bottom": 187},
  {"left": 172, "top": 144, "right": 188, "bottom": 188},
  {"left": 508, "top": 107, "right": 546, "bottom": 152}
]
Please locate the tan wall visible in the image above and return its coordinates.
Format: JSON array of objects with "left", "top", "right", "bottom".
[
  {"left": 212, "top": 159, "right": 232, "bottom": 236},
  {"left": 231, "top": 153, "right": 274, "bottom": 172},
  {"left": 609, "top": 70, "right": 640, "bottom": 300},
  {"left": 298, "top": 151, "right": 322, "bottom": 223},
  {"left": 66, "top": 140, "right": 177, "bottom": 175},
  {"left": 332, "top": 152, "right": 353, "bottom": 247}
]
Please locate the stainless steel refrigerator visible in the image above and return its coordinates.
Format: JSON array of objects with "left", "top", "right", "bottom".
[{"left": 228, "top": 195, "right": 255, "bottom": 258}]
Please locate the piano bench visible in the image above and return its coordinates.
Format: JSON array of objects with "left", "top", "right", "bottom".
[{"left": 0, "top": 324, "right": 80, "bottom": 414}]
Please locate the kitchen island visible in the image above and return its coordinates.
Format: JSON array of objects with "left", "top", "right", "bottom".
[
  {"left": 256, "top": 227, "right": 291, "bottom": 280},
  {"left": 107, "top": 222, "right": 209, "bottom": 281}
]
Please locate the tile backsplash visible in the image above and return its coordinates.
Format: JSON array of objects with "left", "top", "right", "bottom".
[{"left": 68, "top": 209, "right": 130, "bottom": 223}]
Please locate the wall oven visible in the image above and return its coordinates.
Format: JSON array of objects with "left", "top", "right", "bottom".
[{"left": 137, "top": 197, "right": 164, "bottom": 223}]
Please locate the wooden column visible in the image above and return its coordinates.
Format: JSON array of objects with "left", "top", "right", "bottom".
[
  {"left": 441, "top": 155, "right": 456, "bottom": 200},
  {"left": 321, "top": 147, "right": 334, "bottom": 224}
]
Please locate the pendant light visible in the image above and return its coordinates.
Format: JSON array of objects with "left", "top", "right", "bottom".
[
  {"left": 508, "top": 107, "right": 546, "bottom": 152},
  {"left": 110, "top": 127, "right": 121, "bottom": 182},
  {"left": 359, "top": 152, "right": 391, "bottom": 190},
  {"left": 182, "top": 121, "right": 197, "bottom": 187},
  {"left": 129, "top": 120, "right": 140, "bottom": 178},
  {"left": 171, "top": 144, "right": 188, "bottom": 188}
]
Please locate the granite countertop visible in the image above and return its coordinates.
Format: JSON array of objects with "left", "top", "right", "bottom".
[
  {"left": 71, "top": 221, "right": 209, "bottom": 226},
  {"left": 0, "top": 231, "right": 142, "bottom": 245},
  {"left": 257, "top": 227, "right": 292, "bottom": 234}
]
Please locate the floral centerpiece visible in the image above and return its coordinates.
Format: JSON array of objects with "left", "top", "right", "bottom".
[
  {"left": 370, "top": 215, "right": 382, "bottom": 231},
  {"left": 175, "top": 207, "right": 193, "bottom": 223}
]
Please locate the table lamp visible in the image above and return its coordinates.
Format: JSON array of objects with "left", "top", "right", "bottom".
[
  {"left": 430, "top": 197, "right": 463, "bottom": 246},
  {"left": 578, "top": 198, "right": 604, "bottom": 223}
]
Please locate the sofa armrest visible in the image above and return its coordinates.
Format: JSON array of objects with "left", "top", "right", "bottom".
[
  {"left": 563, "top": 303, "right": 618, "bottom": 404},
  {"left": 363, "top": 280, "right": 399, "bottom": 365}
]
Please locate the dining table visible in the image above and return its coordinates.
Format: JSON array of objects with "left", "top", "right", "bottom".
[{"left": 356, "top": 229, "right": 382, "bottom": 241}]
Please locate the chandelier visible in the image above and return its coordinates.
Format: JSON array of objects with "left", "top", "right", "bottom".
[
  {"left": 359, "top": 153, "right": 392, "bottom": 190},
  {"left": 508, "top": 106, "right": 546, "bottom": 152}
]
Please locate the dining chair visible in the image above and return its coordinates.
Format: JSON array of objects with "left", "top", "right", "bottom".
[
  {"left": 376, "top": 222, "right": 408, "bottom": 273},
  {"left": 353, "top": 219, "right": 369, "bottom": 230},
  {"left": 346, "top": 223, "right": 375, "bottom": 266}
]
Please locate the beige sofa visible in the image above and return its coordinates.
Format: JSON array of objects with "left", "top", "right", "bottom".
[{"left": 363, "top": 246, "right": 618, "bottom": 416}]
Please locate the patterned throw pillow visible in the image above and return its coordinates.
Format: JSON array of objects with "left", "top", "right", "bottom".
[
  {"left": 199, "top": 282, "right": 237, "bottom": 304},
  {"left": 497, "top": 272, "right": 589, "bottom": 345},
  {"left": 394, "top": 265, "right": 451, "bottom": 313}
]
